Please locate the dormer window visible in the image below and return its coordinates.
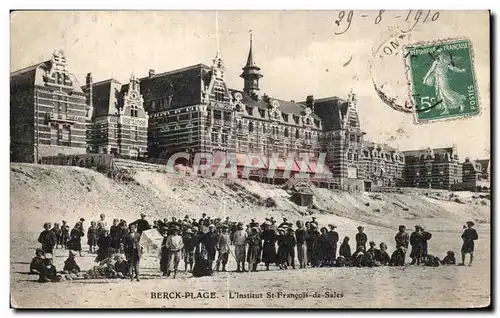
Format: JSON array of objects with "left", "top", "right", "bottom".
[
  {"left": 293, "top": 115, "right": 299, "bottom": 124},
  {"left": 258, "top": 109, "right": 266, "bottom": 118},
  {"left": 214, "top": 87, "right": 224, "bottom": 102},
  {"left": 282, "top": 113, "right": 289, "bottom": 122},
  {"left": 246, "top": 106, "right": 253, "bottom": 116},
  {"left": 130, "top": 105, "right": 138, "bottom": 117}
]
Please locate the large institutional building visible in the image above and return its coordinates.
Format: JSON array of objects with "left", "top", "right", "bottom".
[{"left": 10, "top": 40, "right": 489, "bottom": 191}]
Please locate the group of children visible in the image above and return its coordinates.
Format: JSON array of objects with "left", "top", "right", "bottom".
[{"left": 31, "top": 213, "right": 479, "bottom": 282}]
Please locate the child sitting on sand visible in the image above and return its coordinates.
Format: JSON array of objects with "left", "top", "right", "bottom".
[
  {"left": 440, "top": 251, "right": 456, "bottom": 265},
  {"left": 38, "top": 253, "right": 61, "bottom": 283},
  {"left": 30, "top": 248, "right": 45, "bottom": 274},
  {"left": 390, "top": 246, "right": 406, "bottom": 266},
  {"left": 63, "top": 250, "right": 81, "bottom": 274}
]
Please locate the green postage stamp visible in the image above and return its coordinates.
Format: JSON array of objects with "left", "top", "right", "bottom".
[{"left": 404, "top": 38, "right": 480, "bottom": 123}]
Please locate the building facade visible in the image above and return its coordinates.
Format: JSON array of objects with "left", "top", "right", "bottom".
[
  {"left": 402, "top": 146, "right": 463, "bottom": 189},
  {"left": 361, "top": 142, "right": 405, "bottom": 190},
  {"left": 462, "top": 158, "right": 490, "bottom": 190},
  {"left": 140, "top": 40, "right": 322, "bottom": 168},
  {"left": 84, "top": 74, "right": 148, "bottom": 158},
  {"left": 10, "top": 49, "right": 91, "bottom": 162}
]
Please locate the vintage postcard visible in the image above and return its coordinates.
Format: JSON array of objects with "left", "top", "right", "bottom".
[{"left": 10, "top": 10, "right": 490, "bottom": 309}]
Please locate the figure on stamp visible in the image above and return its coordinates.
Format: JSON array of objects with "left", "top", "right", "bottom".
[{"left": 422, "top": 47, "right": 466, "bottom": 115}]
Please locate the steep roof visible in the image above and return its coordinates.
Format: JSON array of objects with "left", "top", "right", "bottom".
[
  {"left": 138, "top": 63, "right": 208, "bottom": 110},
  {"left": 88, "top": 79, "right": 122, "bottom": 117},
  {"left": 402, "top": 147, "right": 454, "bottom": 158},
  {"left": 229, "top": 89, "right": 320, "bottom": 120},
  {"left": 300, "top": 96, "right": 348, "bottom": 131}
]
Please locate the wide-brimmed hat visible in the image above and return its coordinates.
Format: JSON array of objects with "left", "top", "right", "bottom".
[
  {"left": 173, "top": 225, "right": 181, "bottom": 231},
  {"left": 44, "top": 253, "right": 53, "bottom": 259},
  {"left": 251, "top": 227, "right": 259, "bottom": 232},
  {"left": 185, "top": 228, "right": 193, "bottom": 234},
  {"left": 357, "top": 226, "right": 364, "bottom": 230},
  {"left": 208, "top": 224, "right": 216, "bottom": 229},
  {"left": 140, "top": 213, "right": 146, "bottom": 217},
  {"left": 69, "top": 250, "right": 77, "bottom": 256},
  {"left": 192, "top": 226, "right": 199, "bottom": 232},
  {"left": 80, "top": 218, "right": 85, "bottom": 222},
  {"left": 107, "top": 247, "right": 117, "bottom": 253},
  {"left": 466, "top": 221, "right": 475, "bottom": 226},
  {"left": 415, "top": 225, "right": 422, "bottom": 229},
  {"left": 264, "top": 221, "right": 271, "bottom": 226},
  {"left": 369, "top": 241, "right": 376, "bottom": 246}
]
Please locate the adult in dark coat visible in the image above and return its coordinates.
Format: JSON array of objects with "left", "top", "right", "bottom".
[
  {"left": 305, "top": 225, "right": 314, "bottom": 266},
  {"left": 309, "top": 226, "right": 321, "bottom": 267},
  {"left": 355, "top": 226, "right": 367, "bottom": 250},
  {"left": 339, "top": 236, "right": 352, "bottom": 259},
  {"left": 246, "top": 228, "right": 262, "bottom": 272},
  {"left": 38, "top": 222, "right": 56, "bottom": 255},
  {"left": 129, "top": 213, "right": 151, "bottom": 235},
  {"left": 318, "top": 227, "right": 331, "bottom": 267},
  {"left": 95, "top": 229, "right": 111, "bottom": 263},
  {"left": 68, "top": 222, "right": 85, "bottom": 256},
  {"left": 109, "top": 219, "right": 121, "bottom": 249},
  {"left": 124, "top": 224, "right": 142, "bottom": 281},
  {"left": 421, "top": 227, "right": 432, "bottom": 258},
  {"left": 395, "top": 225, "right": 410, "bottom": 249},
  {"left": 285, "top": 228, "right": 297, "bottom": 269},
  {"left": 390, "top": 247, "right": 406, "bottom": 266},
  {"left": 276, "top": 228, "right": 288, "bottom": 269},
  {"left": 200, "top": 224, "right": 218, "bottom": 270},
  {"left": 410, "top": 225, "right": 425, "bottom": 265},
  {"left": 261, "top": 223, "right": 277, "bottom": 270},
  {"left": 327, "top": 224, "right": 339, "bottom": 264},
  {"left": 459, "top": 221, "right": 479, "bottom": 266}
]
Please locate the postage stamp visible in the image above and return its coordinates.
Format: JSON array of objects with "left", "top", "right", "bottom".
[{"left": 404, "top": 38, "right": 480, "bottom": 123}]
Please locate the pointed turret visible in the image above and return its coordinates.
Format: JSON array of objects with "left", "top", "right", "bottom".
[{"left": 240, "top": 31, "right": 263, "bottom": 99}]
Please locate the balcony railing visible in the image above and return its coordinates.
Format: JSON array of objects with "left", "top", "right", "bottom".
[{"left": 46, "top": 112, "right": 77, "bottom": 123}]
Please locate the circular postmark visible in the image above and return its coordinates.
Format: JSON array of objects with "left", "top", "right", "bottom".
[{"left": 369, "top": 30, "right": 417, "bottom": 113}]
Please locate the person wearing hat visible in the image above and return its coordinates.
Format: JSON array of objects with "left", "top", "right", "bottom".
[
  {"left": 261, "top": 222, "right": 277, "bottom": 270},
  {"left": 61, "top": 220, "right": 70, "bottom": 249},
  {"left": 351, "top": 246, "right": 366, "bottom": 267},
  {"left": 183, "top": 228, "right": 197, "bottom": 273},
  {"left": 38, "top": 222, "right": 57, "bottom": 255},
  {"left": 67, "top": 222, "right": 85, "bottom": 257},
  {"left": 310, "top": 217, "right": 319, "bottom": 229},
  {"left": 164, "top": 226, "right": 184, "bottom": 278},
  {"left": 200, "top": 224, "right": 218, "bottom": 270},
  {"left": 30, "top": 248, "right": 45, "bottom": 274},
  {"left": 355, "top": 226, "right": 368, "bottom": 251},
  {"left": 421, "top": 227, "right": 433, "bottom": 260},
  {"left": 124, "top": 224, "right": 142, "bottom": 281},
  {"left": 215, "top": 225, "right": 230, "bottom": 272},
  {"left": 249, "top": 218, "right": 259, "bottom": 229},
  {"left": 38, "top": 253, "right": 60, "bottom": 283},
  {"left": 327, "top": 224, "right": 339, "bottom": 264},
  {"left": 459, "top": 221, "right": 478, "bottom": 266},
  {"left": 395, "top": 225, "right": 409, "bottom": 250},
  {"left": 246, "top": 227, "right": 262, "bottom": 272},
  {"left": 305, "top": 223, "right": 319, "bottom": 267},
  {"left": 63, "top": 250, "right": 81, "bottom": 274},
  {"left": 410, "top": 225, "right": 425, "bottom": 265},
  {"left": 295, "top": 221, "right": 307, "bottom": 269},
  {"left": 318, "top": 227, "right": 331, "bottom": 267},
  {"left": 275, "top": 227, "right": 286, "bottom": 269},
  {"left": 233, "top": 222, "right": 248, "bottom": 272},
  {"left": 279, "top": 217, "right": 292, "bottom": 229},
  {"left": 129, "top": 213, "right": 151, "bottom": 236},
  {"left": 95, "top": 229, "right": 111, "bottom": 263}
]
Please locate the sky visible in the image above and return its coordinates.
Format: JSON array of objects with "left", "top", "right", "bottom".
[{"left": 10, "top": 10, "right": 490, "bottom": 160}]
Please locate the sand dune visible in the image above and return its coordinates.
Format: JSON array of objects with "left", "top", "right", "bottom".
[{"left": 10, "top": 163, "right": 490, "bottom": 308}]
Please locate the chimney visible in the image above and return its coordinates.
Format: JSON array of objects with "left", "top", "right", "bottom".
[
  {"left": 149, "top": 69, "right": 156, "bottom": 78},
  {"left": 86, "top": 73, "right": 93, "bottom": 108},
  {"left": 85, "top": 73, "right": 93, "bottom": 120},
  {"left": 306, "top": 95, "right": 315, "bottom": 112}
]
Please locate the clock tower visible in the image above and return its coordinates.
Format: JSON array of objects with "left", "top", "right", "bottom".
[{"left": 240, "top": 32, "right": 263, "bottom": 99}]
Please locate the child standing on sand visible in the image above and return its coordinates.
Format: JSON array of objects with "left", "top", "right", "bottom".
[
  {"left": 459, "top": 221, "right": 478, "bottom": 266},
  {"left": 87, "top": 221, "right": 98, "bottom": 253}
]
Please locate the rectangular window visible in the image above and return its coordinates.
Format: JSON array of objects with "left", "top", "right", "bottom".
[
  {"left": 350, "top": 135, "right": 355, "bottom": 143},
  {"left": 348, "top": 153, "right": 353, "bottom": 160},
  {"left": 221, "top": 133, "right": 228, "bottom": 146},
  {"left": 50, "top": 124, "right": 58, "bottom": 145},
  {"left": 214, "top": 110, "right": 222, "bottom": 120},
  {"left": 179, "top": 114, "right": 188, "bottom": 121},
  {"left": 131, "top": 126, "right": 138, "bottom": 141},
  {"left": 223, "top": 112, "right": 231, "bottom": 121},
  {"left": 191, "top": 112, "right": 199, "bottom": 119}
]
